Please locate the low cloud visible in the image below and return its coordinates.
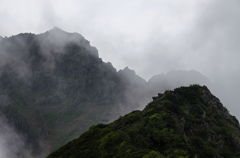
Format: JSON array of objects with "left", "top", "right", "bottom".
[{"left": 0, "top": 116, "right": 33, "bottom": 158}]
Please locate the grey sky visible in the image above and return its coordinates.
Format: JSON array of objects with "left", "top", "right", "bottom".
[{"left": 0, "top": 0, "right": 240, "bottom": 117}]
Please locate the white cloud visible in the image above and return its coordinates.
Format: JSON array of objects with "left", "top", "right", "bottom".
[{"left": 0, "top": 0, "right": 240, "bottom": 118}]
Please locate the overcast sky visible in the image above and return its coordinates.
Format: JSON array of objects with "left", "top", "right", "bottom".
[{"left": 0, "top": 0, "right": 240, "bottom": 116}]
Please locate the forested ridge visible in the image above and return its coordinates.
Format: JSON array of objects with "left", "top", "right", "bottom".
[{"left": 48, "top": 85, "right": 240, "bottom": 158}]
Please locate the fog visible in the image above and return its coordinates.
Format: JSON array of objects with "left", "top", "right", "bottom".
[
  {"left": 0, "top": 0, "right": 240, "bottom": 155},
  {"left": 0, "top": 116, "right": 32, "bottom": 158},
  {"left": 1, "top": 0, "right": 239, "bottom": 81}
]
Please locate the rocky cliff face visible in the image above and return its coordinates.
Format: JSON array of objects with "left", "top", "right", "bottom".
[
  {"left": 0, "top": 28, "right": 133, "bottom": 156},
  {"left": 48, "top": 85, "right": 240, "bottom": 158}
]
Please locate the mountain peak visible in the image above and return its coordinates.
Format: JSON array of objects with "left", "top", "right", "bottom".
[
  {"left": 47, "top": 27, "right": 66, "bottom": 34},
  {"left": 51, "top": 26, "right": 62, "bottom": 31},
  {"left": 121, "top": 66, "right": 136, "bottom": 75},
  {"left": 38, "top": 27, "right": 99, "bottom": 57},
  {"left": 41, "top": 27, "right": 84, "bottom": 40},
  {"left": 118, "top": 67, "right": 147, "bottom": 84}
]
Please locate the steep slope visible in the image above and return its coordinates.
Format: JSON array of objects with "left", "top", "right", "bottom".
[
  {"left": 0, "top": 28, "right": 135, "bottom": 156},
  {"left": 48, "top": 85, "right": 240, "bottom": 158},
  {"left": 118, "top": 67, "right": 149, "bottom": 112}
]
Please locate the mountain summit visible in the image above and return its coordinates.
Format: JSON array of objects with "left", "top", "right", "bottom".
[{"left": 47, "top": 85, "right": 240, "bottom": 158}]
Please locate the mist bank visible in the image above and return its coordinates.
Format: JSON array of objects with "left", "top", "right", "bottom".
[{"left": 0, "top": 115, "right": 33, "bottom": 158}]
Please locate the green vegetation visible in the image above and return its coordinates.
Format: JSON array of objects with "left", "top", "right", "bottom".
[
  {"left": 54, "top": 127, "right": 79, "bottom": 151},
  {"left": 44, "top": 110, "right": 83, "bottom": 129},
  {"left": 47, "top": 85, "right": 240, "bottom": 158}
]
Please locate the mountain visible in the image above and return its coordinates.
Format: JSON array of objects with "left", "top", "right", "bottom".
[
  {"left": 147, "top": 70, "right": 228, "bottom": 111},
  {"left": 0, "top": 28, "right": 228, "bottom": 157},
  {"left": 0, "top": 27, "right": 137, "bottom": 156},
  {"left": 47, "top": 85, "right": 240, "bottom": 158},
  {"left": 118, "top": 67, "right": 149, "bottom": 112},
  {"left": 148, "top": 70, "right": 211, "bottom": 91},
  {"left": 149, "top": 70, "right": 224, "bottom": 96}
]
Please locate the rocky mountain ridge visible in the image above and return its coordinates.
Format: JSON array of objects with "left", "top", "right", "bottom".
[{"left": 48, "top": 85, "right": 240, "bottom": 158}]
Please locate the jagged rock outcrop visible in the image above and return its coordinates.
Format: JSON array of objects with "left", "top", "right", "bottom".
[{"left": 201, "top": 86, "right": 230, "bottom": 120}]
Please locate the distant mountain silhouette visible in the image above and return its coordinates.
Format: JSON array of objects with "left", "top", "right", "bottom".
[{"left": 148, "top": 70, "right": 226, "bottom": 104}]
